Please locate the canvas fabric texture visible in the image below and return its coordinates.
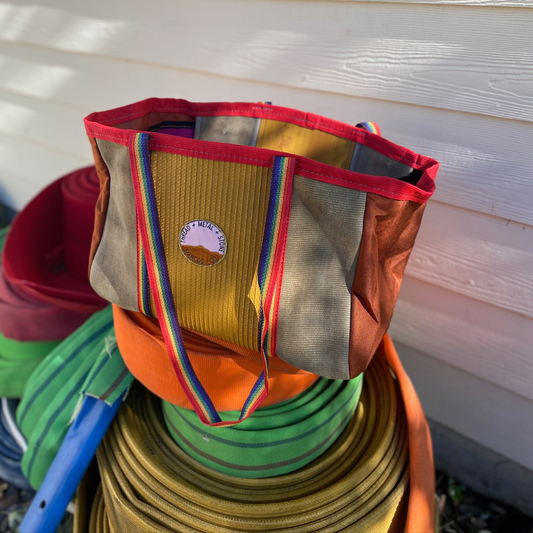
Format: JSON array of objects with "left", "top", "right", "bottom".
[
  {"left": 255, "top": 118, "right": 356, "bottom": 168},
  {"left": 195, "top": 115, "right": 260, "bottom": 146},
  {"left": 276, "top": 175, "right": 366, "bottom": 378},
  {"left": 90, "top": 140, "right": 139, "bottom": 311},
  {"left": 350, "top": 143, "right": 414, "bottom": 178},
  {"left": 16, "top": 306, "right": 133, "bottom": 489},
  {"left": 84, "top": 98, "right": 438, "bottom": 420},
  {"left": 88, "top": 138, "right": 112, "bottom": 276},
  {"left": 348, "top": 193, "right": 427, "bottom": 375}
]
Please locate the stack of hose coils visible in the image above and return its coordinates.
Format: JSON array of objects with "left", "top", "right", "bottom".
[
  {"left": 84, "top": 335, "right": 434, "bottom": 533},
  {"left": 16, "top": 306, "right": 133, "bottom": 490},
  {"left": 0, "top": 167, "right": 106, "bottom": 489},
  {"left": 0, "top": 166, "right": 106, "bottom": 398}
]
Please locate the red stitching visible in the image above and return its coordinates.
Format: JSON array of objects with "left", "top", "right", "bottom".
[
  {"left": 150, "top": 143, "right": 270, "bottom": 164},
  {"left": 87, "top": 131, "right": 272, "bottom": 164},
  {"left": 86, "top": 131, "right": 127, "bottom": 143},
  {"left": 95, "top": 108, "right": 363, "bottom": 142}
]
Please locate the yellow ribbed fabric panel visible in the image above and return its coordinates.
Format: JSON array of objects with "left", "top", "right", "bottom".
[
  {"left": 151, "top": 153, "right": 271, "bottom": 350},
  {"left": 256, "top": 121, "right": 355, "bottom": 169}
]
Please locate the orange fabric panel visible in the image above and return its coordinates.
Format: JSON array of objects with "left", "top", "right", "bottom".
[
  {"left": 349, "top": 193, "right": 426, "bottom": 377},
  {"left": 382, "top": 334, "right": 435, "bottom": 533},
  {"left": 113, "top": 305, "right": 320, "bottom": 411},
  {"left": 88, "top": 138, "right": 110, "bottom": 277}
]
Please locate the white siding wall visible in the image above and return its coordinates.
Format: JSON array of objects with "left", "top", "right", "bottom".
[{"left": 0, "top": 0, "right": 532, "bottom": 469}]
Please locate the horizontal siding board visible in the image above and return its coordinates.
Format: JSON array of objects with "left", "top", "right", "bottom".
[
  {"left": 0, "top": 87, "right": 91, "bottom": 157},
  {"left": 396, "top": 115, "right": 533, "bottom": 228},
  {"left": 0, "top": 1, "right": 531, "bottom": 122},
  {"left": 407, "top": 201, "right": 533, "bottom": 318},
  {"left": 0, "top": 43, "right": 532, "bottom": 226},
  {"left": 396, "top": 341, "right": 533, "bottom": 471},
  {"left": 341, "top": 0, "right": 533, "bottom": 5},
  {"left": 0, "top": 132, "right": 89, "bottom": 210},
  {"left": 390, "top": 276, "right": 533, "bottom": 402}
]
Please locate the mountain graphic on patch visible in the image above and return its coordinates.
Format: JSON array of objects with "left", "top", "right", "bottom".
[
  {"left": 181, "top": 245, "right": 223, "bottom": 266},
  {"left": 179, "top": 220, "right": 226, "bottom": 266}
]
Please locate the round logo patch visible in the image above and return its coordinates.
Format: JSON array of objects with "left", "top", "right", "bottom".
[{"left": 179, "top": 220, "right": 227, "bottom": 266}]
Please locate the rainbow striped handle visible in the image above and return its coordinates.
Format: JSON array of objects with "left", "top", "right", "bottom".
[
  {"left": 356, "top": 122, "right": 381, "bottom": 136},
  {"left": 129, "top": 132, "right": 293, "bottom": 426},
  {"left": 258, "top": 156, "right": 295, "bottom": 360},
  {"left": 137, "top": 222, "right": 153, "bottom": 317}
]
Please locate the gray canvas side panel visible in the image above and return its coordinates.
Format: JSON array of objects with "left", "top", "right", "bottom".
[
  {"left": 195, "top": 116, "right": 260, "bottom": 146},
  {"left": 276, "top": 176, "right": 366, "bottom": 380},
  {"left": 90, "top": 139, "right": 139, "bottom": 312},
  {"left": 350, "top": 144, "right": 413, "bottom": 178}
]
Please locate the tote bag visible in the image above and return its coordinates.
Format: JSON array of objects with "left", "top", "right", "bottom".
[{"left": 84, "top": 98, "right": 438, "bottom": 425}]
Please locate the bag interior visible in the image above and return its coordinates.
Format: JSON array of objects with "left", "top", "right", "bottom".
[{"left": 114, "top": 113, "right": 422, "bottom": 184}]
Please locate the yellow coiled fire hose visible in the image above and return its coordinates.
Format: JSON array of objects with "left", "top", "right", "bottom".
[{"left": 88, "top": 351, "right": 415, "bottom": 532}]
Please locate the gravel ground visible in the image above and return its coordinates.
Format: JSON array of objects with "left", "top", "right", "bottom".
[
  {"left": 0, "top": 482, "right": 72, "bottom": 533},
  {"left": 436, "top": 471, "right": 533, "bottom": 533},
  {"left": 0, "top": 471, "right": 532, "bottom": 532},
  {"left": 0, "top": 482, "right": 34, "bottom": 533}
]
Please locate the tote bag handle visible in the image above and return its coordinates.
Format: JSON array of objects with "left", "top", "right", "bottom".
[{"left": 129, "top": 132, "right": 294, "bottom": 427}]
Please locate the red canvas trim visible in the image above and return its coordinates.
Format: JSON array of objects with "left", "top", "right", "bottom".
[
  {"left": 84, "top": 98, "right": 438, "bottom": 204},
  {"left": 84, "top": 98, "right": 432, "bottom": 162},
  {"left": 84, "top": 124, "right": 129, "bottom": 146},
  {"left": 415, "top": 163, "right": 438, "bottom": 196},
  {"left": 150, "top": 133, "right": 274, "bottom": 167}
]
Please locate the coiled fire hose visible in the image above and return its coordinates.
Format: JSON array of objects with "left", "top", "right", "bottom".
[
  {"left": 0, "top": 227, "right": 61, "bottom": 397},
  {"left": 16, "top": 306, "right": 133, "bottom": 489},
  {"left": 87, "top": 336, "right": 434, "bottom": 533},
  {"left": 0, "top": 167, "right": 106, "bottom": 398},
  {"left": 161, "top": 375, "right": 363, "bottom": 479}
]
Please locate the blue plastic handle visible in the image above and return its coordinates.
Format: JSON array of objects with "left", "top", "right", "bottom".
[{"left": 20, "top": 394, "right": 123, "bottom": 533}]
